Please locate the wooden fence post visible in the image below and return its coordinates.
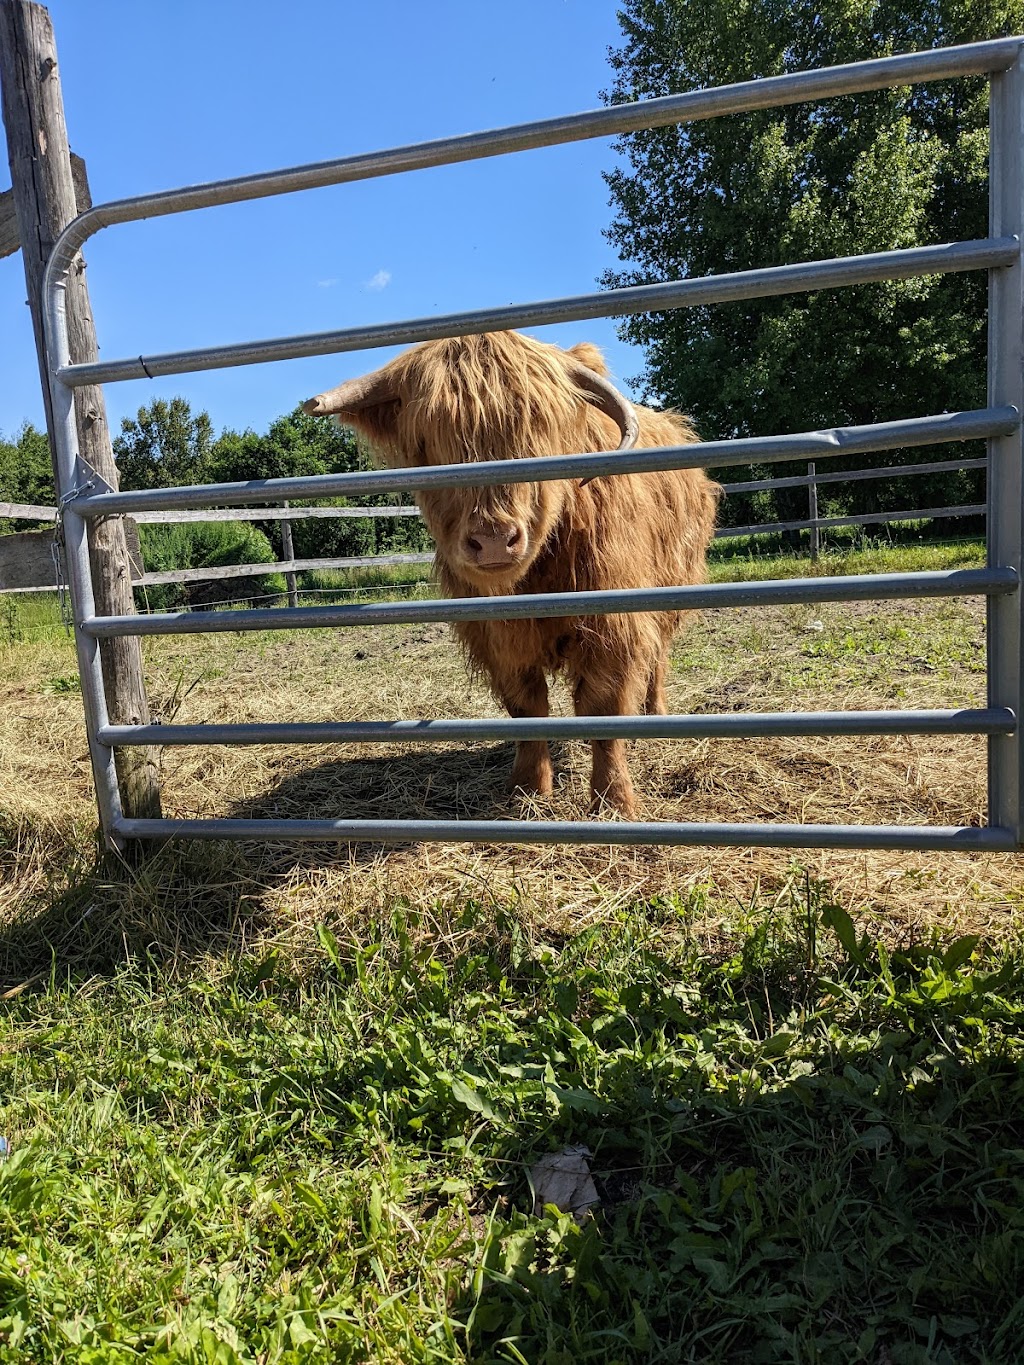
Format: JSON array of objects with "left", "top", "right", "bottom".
[
  {"left": 807, "top": 461, "right": 820, "bottom": 561},
  {"left": 0, "top": 0, "right": 161, "bottom": 821},
  {"left": 279, "top": 501, "right": 299, "bottom": 608}
]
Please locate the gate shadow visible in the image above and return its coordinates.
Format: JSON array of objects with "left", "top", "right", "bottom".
[{"left": 223, "top": 736, "right": 579, "bottom": 873}]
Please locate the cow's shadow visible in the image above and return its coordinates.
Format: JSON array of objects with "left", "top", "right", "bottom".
[
  {"left": 0, "top": 741, "right": 572, "bottom": 986},
  {"left": 233, "top": 741, "right": 521, "bottom": 827}
]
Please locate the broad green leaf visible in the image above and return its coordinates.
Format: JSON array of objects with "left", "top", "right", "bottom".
[
  {"left": 942, "top": 934, "right": 980, "bottom": 972},
  {"left": 450, "top": 1078, "right": 500, "bottom": 1121}
]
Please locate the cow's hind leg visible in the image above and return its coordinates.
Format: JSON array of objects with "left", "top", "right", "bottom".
[
  {"left": 573, "top": 670, "right": 645, "bottom": 817},
  {"left": 496, "top": 668, "right": 553, "bottom": 797},
  {"left": 644, "top": 646, "right": 670, "bottom": 716}
]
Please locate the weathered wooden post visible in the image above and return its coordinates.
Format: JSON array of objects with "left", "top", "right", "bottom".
[
  {"left": 807, "top": 461, "right": 820, "bottom": 560},
  {"left": 0, "top": 0, "right": 161, "bottom": 823},
  {"left": 279, "top": 502, "right": 299, "bottom": 608}
]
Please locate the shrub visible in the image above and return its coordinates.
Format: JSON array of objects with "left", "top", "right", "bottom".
[{"left": 137, "top": 521, "right": 285, "bottom": 609}]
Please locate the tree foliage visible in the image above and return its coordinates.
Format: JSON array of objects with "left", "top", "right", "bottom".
[
  {"left": 208, "top": 407, "right": 433, "bottom": 561},
  {"left": 109, "top": 398, "right": 432, "bottom": 586},
  {"left": 603, "top": 0, "right": 1024, "bottom": 528},
  {"left": 112, "top": 398, "right": 216, "bottom": 491},
  {"left": 0, "top": 424, "right": 55, "bottom": 532}
]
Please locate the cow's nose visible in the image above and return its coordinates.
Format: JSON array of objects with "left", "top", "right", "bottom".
[{"left": 465, "top": 521, "right": 525, "bottom": 566}]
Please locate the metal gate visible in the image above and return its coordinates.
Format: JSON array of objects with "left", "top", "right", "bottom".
[{"left": 42, "top": 38, "right": 1024, "bottom": 854}]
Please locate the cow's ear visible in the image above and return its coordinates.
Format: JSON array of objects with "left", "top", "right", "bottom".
[
  {"left": 332, "top": 399, "right": 402, "bottom": 453},
  {"left": 303, "top": 368, "right": 402, "bottom": 452},
  {"left": 565, "top": 342, "right": 609, "bottom": 377}
]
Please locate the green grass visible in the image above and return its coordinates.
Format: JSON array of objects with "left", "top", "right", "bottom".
[
  {"left": 300, "top": 564, "right": 434, "bottom": 595},
  {"left": 667, "top": 597, "right": 987, "bottom": 699},
  {"left": 0, "top": 539, "right": 987, "bottom": 647},
  {"left": 1, "top": 537, "right": 1019, "bottom": 1362},
  {"left": 0, "top": 593, "right": 65, "bottom": 644},
  {"left": 705, "top": 537, "right": 985, "bottom": 581},
  {"left": 1, "top": 879, "right": 1023, "bottom": 1364}
]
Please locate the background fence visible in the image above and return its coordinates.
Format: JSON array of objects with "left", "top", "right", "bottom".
[{"left": 0, "top": 455, "right": 990, "bottom": 596}]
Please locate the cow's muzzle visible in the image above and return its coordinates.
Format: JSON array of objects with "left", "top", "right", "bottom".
[{"left": 463, "top": 516, "right": 528, "bottom": 570}]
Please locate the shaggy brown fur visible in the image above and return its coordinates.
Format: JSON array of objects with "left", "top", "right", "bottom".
[{"left": 308, "top": 331, "right": 719, "bottom": 816}]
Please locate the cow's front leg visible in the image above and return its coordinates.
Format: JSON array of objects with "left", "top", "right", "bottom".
[
  {"left": 573, "top": 671, "right": 645, "bottom": 817},
  {"left": 495, "top": 668, "right": 553, "bottom": 797}
]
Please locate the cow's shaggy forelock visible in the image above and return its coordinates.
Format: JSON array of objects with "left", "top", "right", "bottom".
[
  {"left": 384, "top": 332, "right": 597, "bottom": 462},
  {"left": 312, "top": 329, "right": 719, "bottom": 815},
  {"left": 356, "top": 333, "right": 607, "bottom": 588}
]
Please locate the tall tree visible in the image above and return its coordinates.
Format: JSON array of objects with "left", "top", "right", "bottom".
[
  {"left": 112, "top": 397, "right": 215, "bottom": 491},
  {"left": 0, "top": 422, "right": 54, "bottom": 506},
  {"left": 210, "top": 408, "right": 433, "bottom": 560},
  {"left": 603, "top": 0, "right": 1023, "bottom": 526}
]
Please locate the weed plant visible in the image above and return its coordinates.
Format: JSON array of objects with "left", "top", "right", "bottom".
[{"left": 0, "top": 874, "right": 1022, "bottom": 1363}]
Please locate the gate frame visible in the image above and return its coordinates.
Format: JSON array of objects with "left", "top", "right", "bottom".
[{"left": 38, "top": 37, "right": 1024, "bottom": 854}]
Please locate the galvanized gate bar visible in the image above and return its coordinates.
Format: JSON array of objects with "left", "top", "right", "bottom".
[
  {"left": 96, "top": 707, "right": 1016, "bottom": 748},
  {"left": 82, "top": 568, "right": 1016, "bottom": 639},
  {"left": 57, "top": 238, "right": 1019, "bottom": 387},
  {"left": 68, "top": 409, "right": 1019, "bottom": 518},
  {"left": 987, "top": 50, "right": 1024, "bottom": 846},
  {"left": 112, "top": 816, "right": 1017, "bottom": 854},
  {"left": 132, "top": 505, "right": 424, "bottom": 523},
  {"left": 93, "top": 454, "right": 989, "bottom": 521},
  {"left": 40, "top": 37, "right": 1024, "bottom": 313}
]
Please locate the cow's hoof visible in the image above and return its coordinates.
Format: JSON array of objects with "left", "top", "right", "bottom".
[
  {"left": 590, "top": 787, "right": 637, "bottom": 820},
  {"left": 509, "top": 774, "right": 554, "bottom": 798}
]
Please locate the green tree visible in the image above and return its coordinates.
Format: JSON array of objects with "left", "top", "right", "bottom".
[
  {"left": 113, "top": 397, "right": 215, "bottom": 491},
  {"left": 211, "top": 409, "right": 432, "bottom": 561},
  {"left": 603, "top": 0, "right": 1022, "bottom": 529},
  {"left": 210, "top": 408, "right": 361, "bottom": 485},
  {"left": 0, "top": 424, "right": 56, "bottom": 532}
]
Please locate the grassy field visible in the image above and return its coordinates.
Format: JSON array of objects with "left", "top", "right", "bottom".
[{"left": 1, "top": 541, "right": 1023, "bottom": 1363}]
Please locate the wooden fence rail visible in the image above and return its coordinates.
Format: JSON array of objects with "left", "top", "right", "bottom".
[
  {"left": 0, "top": 501, "right": 422, "bottom": 523},
  {"left": 1, "top": 455, "right": 988, "bottom": 595},
  {"left": 138, "top": 551, "right": 434, "bottom": 587}
]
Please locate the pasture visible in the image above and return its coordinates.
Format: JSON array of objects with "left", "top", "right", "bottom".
[{"left": 2, "top": 541, "right": 1023, "bottom": 1363}]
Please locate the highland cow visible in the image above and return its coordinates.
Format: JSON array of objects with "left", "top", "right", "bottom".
[{"left": 303, "top": 331, "right": 718, "bottom": 817}]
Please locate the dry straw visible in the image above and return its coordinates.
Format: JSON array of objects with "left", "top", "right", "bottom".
[{"left": 1, "top": 593, "right": 1020, "bottom": 979}]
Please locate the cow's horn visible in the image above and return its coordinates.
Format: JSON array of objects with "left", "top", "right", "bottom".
[
  {"left": 566, "top": 362, "right": 639, "bottom": 452},
  {"left": 302, "top": 368, "right": 399, "bottom": 417}
]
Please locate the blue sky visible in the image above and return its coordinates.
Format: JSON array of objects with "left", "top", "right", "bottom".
[{"left": 0, "top": 0, "right": 649, "bottom": 444}]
